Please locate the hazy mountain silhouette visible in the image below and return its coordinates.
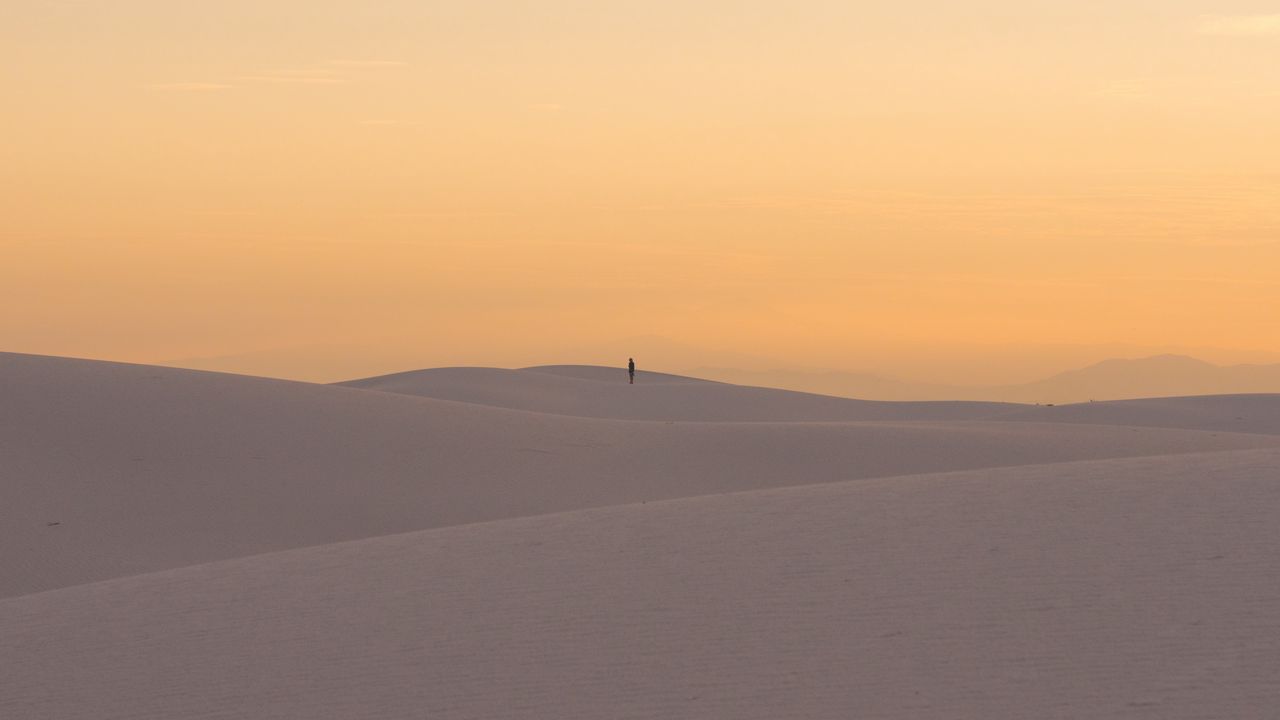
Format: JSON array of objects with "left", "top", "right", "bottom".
[
  {"left": 697, "top": 355, "right": 1280, "bottom": 404},
  {"left": 992, "top": 355, "right": 1280, "bottom": 404}
]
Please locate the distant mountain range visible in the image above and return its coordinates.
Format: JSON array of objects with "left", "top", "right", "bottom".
[{"left": 695, "top": 355, "right": 1280, "bottom": 404}]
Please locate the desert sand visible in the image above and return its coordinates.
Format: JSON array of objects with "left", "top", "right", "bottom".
[{"left": 3, "top": 351, "right": 1279, "bottom": 718}]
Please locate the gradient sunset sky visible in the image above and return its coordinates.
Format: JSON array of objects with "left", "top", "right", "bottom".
[{"left": 4, "top": 1, "right": 1278, "bottom": 383}]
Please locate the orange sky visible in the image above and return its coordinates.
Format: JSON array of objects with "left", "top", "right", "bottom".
[{"left": 3, "top": 1, "right": 1278, "bottom": 383}]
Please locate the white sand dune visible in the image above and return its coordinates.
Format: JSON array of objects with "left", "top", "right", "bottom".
[
  {"left": 1000, "top": 394, "right": 1280, "bottom": 435},
  {"left": 5, "top": 448, "right": 1279, "bottom": 719},
  {"left": 337, "top": 365, "right": 1022, "bottom": 421},
  {"left": 5, "top": 351, "right": 1280, "bottom": 718},
  {"left": 6, "top": 352, "right": 1280, "bottom": 599},
  {"left": 341, "top": 364, "right": 1280, "bottom": 434}
]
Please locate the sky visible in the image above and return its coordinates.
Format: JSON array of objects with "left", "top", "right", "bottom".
[{"left": 3, "top": 1, "right": 1278, "bottom": 384}]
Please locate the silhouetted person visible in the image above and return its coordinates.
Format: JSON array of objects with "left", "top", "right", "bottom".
[{"left": 628, "top": 358, "right": 635, "bottom": 384}]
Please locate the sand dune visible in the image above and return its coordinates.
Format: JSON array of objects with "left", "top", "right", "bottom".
[
  {"left": 1000, "top": 394, "right": 1280, "bottom": 435},
  {"left": 337, "top": 365, "right": 1020, "bottom": 421},
  {"left": 340, "top": 364, "right": 1280, "bottom": 434},
  {"left": 5, "top": 351, "right": 1280, "bottom": 718},
  {"left": 5, "top": 448, "right": 1279, "bottom": 719},
  {"left": 11, "top": 352, "right": 1279, "bottom": 598}
]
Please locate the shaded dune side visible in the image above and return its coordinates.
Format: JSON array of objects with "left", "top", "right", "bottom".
[
  {"left": 5, "top": 352, "right": 1279, "bottom": 597},
  {"left": 336, "top": 366, "right": 1021, "bottom": 421},
  {"left": 525, "top": 364, "right": 711, "bottom": 384},
  {"left": 998, "top": 394, "right": 1280, "bottom": 435},
  {"left": 4, "top": 448, "right": 1279, "bottom": 720},
  {"left": 339, "top": 366, "right": 1280, "bottom": 434}
]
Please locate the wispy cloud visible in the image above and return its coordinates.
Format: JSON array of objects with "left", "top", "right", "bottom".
[
  {"left": 1197, "top": 14, "right": 1280, "bottom": 36},
  {"left": 238, "top": 74, "right": 348, "bottom": 85},
  {"left": 327, "top": 60, "right": 408, "bottom": 68},
  {"left": 146, "top": 82, "right": 234, "bottom": 91}
]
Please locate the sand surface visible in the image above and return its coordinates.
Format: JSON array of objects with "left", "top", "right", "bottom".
[
  {"left": 3, "top": 351, "right": 1279, "bottom": 718},
  {"left": 344, "top": 365, "right": 1280, "bottom": 434},
  {"left": 337, "top": 365, "right": 1022, "bottom": 421}
]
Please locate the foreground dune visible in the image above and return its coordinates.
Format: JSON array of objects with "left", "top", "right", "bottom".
[
  {"left": 5, "top": 352, "right": 1280, "bottom": 718},
  {"left": 5, "top": 449, "right": 1279, "bottom": 719},
  {"left": 6, "top": 352, "right": 1280, "bottom": 598}
]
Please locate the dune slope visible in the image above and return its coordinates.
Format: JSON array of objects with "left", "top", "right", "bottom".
[
  {"left": 999, "top": 394, "right": 1280, "bottom": 435},
  {"left": 6, "top": 352, "right": 1280, "bottom": 598},
  {"left": 5, "top": 449, "right": 1279, "bottom": 719},
  {"left": 336, "top": 365, "right": 1020, "bottom": 421},
  {"left": 340, "top": 365, "right": 1280, "bottom": 435}
]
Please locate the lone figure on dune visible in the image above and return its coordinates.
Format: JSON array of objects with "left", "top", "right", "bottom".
[{"left": 628, "top": 358, "right": 635, "bottom": 384}]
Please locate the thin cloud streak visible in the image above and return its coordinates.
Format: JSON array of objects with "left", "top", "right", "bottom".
[
  {"left": 327, "top": 60, "right": 408, "bottom": 68},
  {"left": 1197, "top": 14, "right": 1280, "bottom": 36},
  {"left": 147, "top": 82, "right": 234, "bottom": 91},
  {"left": 238, "top": 75, "right": 349, "bottom": 85}
]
